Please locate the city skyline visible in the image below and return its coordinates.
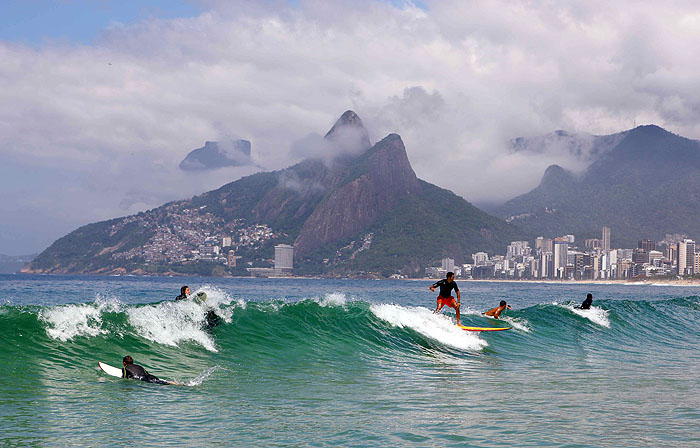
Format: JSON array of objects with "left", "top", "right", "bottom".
[{"left": 426, "top": 227, "right": 699, "bottom": 281}]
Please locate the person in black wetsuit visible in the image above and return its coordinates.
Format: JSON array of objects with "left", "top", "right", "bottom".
[
  {"left": 430, "top": 272, "right": 461, "bottom": 324},
  {"left": 576, "top": 293, "right": 593, "bottom": 310},
  {"left": 175, "top": 286, "right": 190, "bottom": 301},
  {"left": 122, "top": 356, "right": 175, "bottom": 385}
]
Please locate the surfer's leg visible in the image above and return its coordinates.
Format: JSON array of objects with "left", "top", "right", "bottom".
[
  {"left": 434, "top": 297, "right": 444, "bottom": 314},
  {"left": 455, "top": 302, "right": 460, "bottom": 325},
  {"left": 144, "top": 374, "right": 170, "bottom": 385}
]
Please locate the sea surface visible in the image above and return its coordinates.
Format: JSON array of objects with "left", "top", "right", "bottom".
[{"left": 1, "top": 274, "right": 699, "bottom": 447}]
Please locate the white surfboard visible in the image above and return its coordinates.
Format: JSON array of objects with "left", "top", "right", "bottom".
[{"left": 98, "top": 362, "right": 123, "bottom": 378}]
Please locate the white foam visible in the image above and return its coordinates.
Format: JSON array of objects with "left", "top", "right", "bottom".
[
  {"left": 370, "top": 304, "right": 487, "bottom": 351},
  {"left": 193, "top": 285, "right": 241, "bottom": 322},
  {"left": 40, "top": 297, "right": 122, "bottom": 341},
  {"left": 316, "top": 292, "right": 347, "bottom": 307},
  {"left": 560, "top": 303, "right": 610, "bottom": 328},
  {"left": 499, "top": 316, "right": 531, "bottom": 332},
  {"left": 125, "top": 286, "right": 242, "bottom": 352},
  {"left": 127, "top": 299, "right": 221, "bottom": 352},
  {"left": 184, "top": 365, "right": 221, "bottom": 387}
]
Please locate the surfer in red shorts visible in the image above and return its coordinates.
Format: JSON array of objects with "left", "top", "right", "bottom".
[{"left": 430, "top": 272, "right": 461, "bottom": 324}]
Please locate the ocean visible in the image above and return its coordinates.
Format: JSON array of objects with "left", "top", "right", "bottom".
[{"left": 1, "top": 274, "right": 699, "bottom": 447}]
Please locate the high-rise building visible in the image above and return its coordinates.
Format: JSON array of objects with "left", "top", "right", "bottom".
[
  {"left": 585, "top": 239, "right": 602, "bottom": 250},
  {"left": 638, "top": 239, "right": 656, "bottom": 252},
  {"left": 602, "top": 227, "right": 611, "bottom": 252},
  {"left": 507, "top": 241, "right": 530, "bottom": 259},
  {"left": 677, "top": 239, "right": 695, "bottom": 276},
  {"left": 472, "top": 252, "right": 489, "bottom": 265},
  {"left": 666, "top": 245, "right": 677, "bottom": 265},
  {"left": 553, "top": 240, "right": 568, "bottom": 278},
  {"left": 648, "top": 250, "right": 663, "bottom": 266},
  {"left": 222, "top": 237, "right": 232, "bottom": 248},
  {"left": 274, "top": 244, "right": 294, "bottom": 271},
  {"left": 441, "top": 258, "right": 455, "bottom": 272},
  {"left": 632, "top": 249, "right": 648, "bottom": 265},
  {"left": 535, "top": 237, "right": 553, "bottom": 254},
  {"left": 540, "top": 251, "right": 553, "bottom": 278}
]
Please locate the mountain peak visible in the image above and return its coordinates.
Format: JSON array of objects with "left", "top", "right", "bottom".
[
  {"left": 324, "top": 110, "right": 371, "bottom": 151},
  {"left": 539, "top": 164, "right": 574, "bottom": 188},
  {"left": 179, "top": 139, "right": 253, "bottom": 171}
]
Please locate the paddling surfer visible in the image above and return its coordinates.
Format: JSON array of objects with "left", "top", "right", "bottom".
[
  {"left": 431, "top": 272, "right": 461, "bottom": 324},
  {"left": 483, "top": 300, "right": 511, "bottom": 319},
  {"left": 122, "top": 356, "right": 178, "bottom": 385},
  {"left": 175, "top": 285, "right": 190, "bottom": 301},
  {"left": 576, "top": 293, "right": 593, "bottom": 310}
]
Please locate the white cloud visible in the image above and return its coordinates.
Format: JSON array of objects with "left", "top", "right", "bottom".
[{"left": 2, "top": 0, "right": 700, "bottom": 253}]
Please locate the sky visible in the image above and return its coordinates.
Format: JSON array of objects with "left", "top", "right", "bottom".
[{"left": 2, "top": 0, "right": 700, "bottom": 255}]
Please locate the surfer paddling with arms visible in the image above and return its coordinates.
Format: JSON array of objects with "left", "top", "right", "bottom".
[
  {"left": 484, "top": 300, "right": 511, "bottom": 319},
  {"left": 431, "top": 272, "right": 461, "bottom": 324},
  {"left": 575, "top": 293, "right": 593, "bottom": 310},
  {"left": 175, "top": 285, "right": 190, "bottom": 301},
  {"left": 122, "top": 356, "right": 180, "bottom": 385}
]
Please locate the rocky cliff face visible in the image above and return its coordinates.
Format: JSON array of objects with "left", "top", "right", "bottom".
[{"left": 294, "top": 134, "right": 422, "bottom": 256}]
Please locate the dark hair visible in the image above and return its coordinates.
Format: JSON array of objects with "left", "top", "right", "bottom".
[
  {"left": 500, "top": 300, "right": 507, "bottom": 307},
  {"left": 181, "top": 285, "right": 189, "bottom": 295},
  {"left": 586, "top": 293, "right": 593, "bottom": 299},
  {"left": 446, "top": 272, "right": 454, "bottom": 278},
  {"left": 123, "top": 355, "right": 133, "bottom": 365}
]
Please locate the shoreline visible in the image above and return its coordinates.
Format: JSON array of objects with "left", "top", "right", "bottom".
[
  {"left": 8, "top": 271, "right": 700, "bottom": 286},
  {"left": 407, "top": 277, "right": 700, "bottom": 286}
]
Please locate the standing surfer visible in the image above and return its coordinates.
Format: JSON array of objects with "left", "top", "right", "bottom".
[{"left": 431, "top": 272, "right": 461, "bottom": 324}]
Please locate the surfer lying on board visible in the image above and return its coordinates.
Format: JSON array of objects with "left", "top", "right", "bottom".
[
  {"left": 122, "top": 356, "right": 178, "bottom": 385},
  {"left": 175, "top": 285, "right": 190, "bottom": 301},
  {"left": 483, "top": 300, "right": 511, "bottom": 319},
  {"left": 431, "top": 272, "right": 461, "bottom": 324},
  {"left": 575, "top": 293, "right": 593, "bottom": 310}
]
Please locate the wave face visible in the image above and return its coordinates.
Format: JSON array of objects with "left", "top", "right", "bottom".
[
  {"left": 2, "top": 276, "right": 700, "bottom": 447},
  {"left": 4, "top": 292, "right": 698, "bottom": 365}
]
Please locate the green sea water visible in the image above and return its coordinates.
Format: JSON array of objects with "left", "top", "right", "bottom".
[{"left": 1, "top": 275, "right": 699, "bottom": 447}]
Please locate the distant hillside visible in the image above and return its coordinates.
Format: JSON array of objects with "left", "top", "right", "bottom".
[
  {"left": 496, "top": 125, "right": 700, "bottom": 247},
  {"left": 23, "top": 111, "right": 525, "bottom": 277}
]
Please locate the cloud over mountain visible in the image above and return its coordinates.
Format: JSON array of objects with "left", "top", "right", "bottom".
[{"left": 3, "top": 0, "right": 700, "bottom": 253}]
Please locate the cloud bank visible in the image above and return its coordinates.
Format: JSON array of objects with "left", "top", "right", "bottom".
[{"left": 2, "top": 0, "right": 700, "bottom": 253}]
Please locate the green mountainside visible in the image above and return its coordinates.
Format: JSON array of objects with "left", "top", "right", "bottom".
[
  {"left": 496, "top": 125, "right": 700, "bottom": 247},
  {"left": 23, "top": 111, "right": 526, "bottom": 277}
]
